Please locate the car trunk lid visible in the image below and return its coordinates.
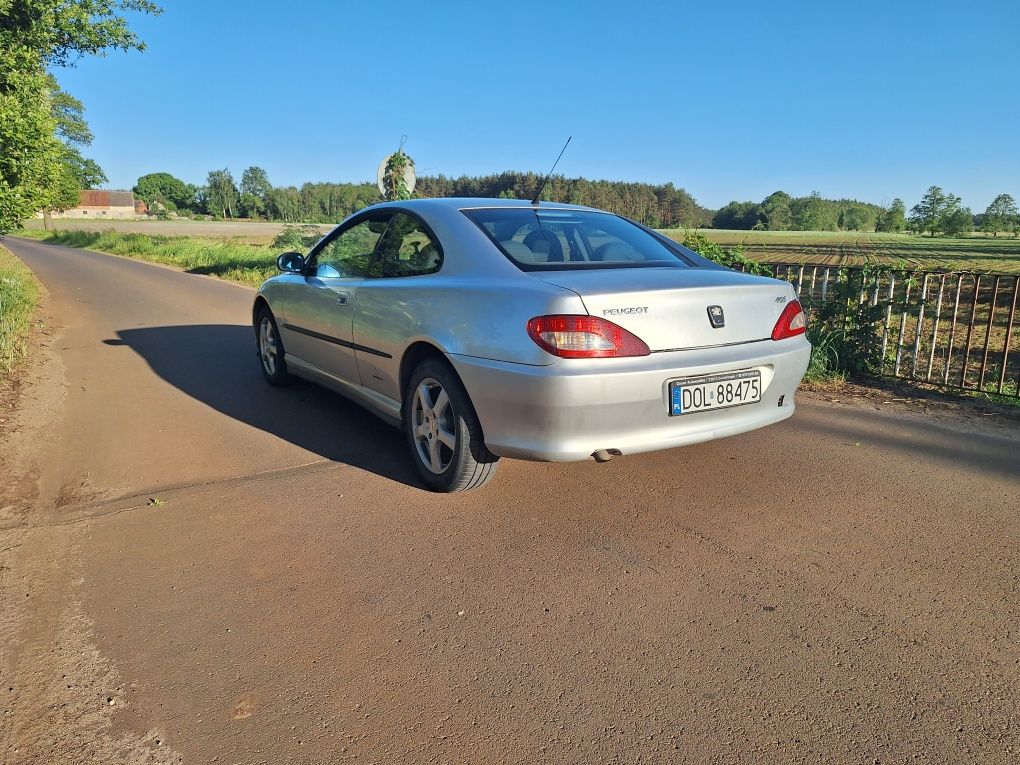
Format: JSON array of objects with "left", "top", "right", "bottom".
[{"left": 534, "top": 267, "right": 794, "bottom": 351}]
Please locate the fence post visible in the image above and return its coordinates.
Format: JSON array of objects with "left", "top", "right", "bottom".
[
  {"left": 926, "top": 274, "right": 946, "bottom": 381},
  {"left": 880, "top": 273, "right": 897, "bottom": 374},
  {"left": 894, "top": 276, "right": 913, "bottom": 378},
  {"left": 911, "top": 274, "right": 930, "bottom": 378},
  {"left": 961, "top": 276, "right": 982, "bottom": 389},
  {"left": 998, "top": 276, "right": 1018, "bottom": 395},
  {"left": 978, "top": 276, "right": 1002, "bottom": 391},
  {"left": 944, "top": 274, "right": 965, "bottom": 385}
]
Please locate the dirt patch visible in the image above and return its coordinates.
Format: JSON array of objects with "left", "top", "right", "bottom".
[
  {"left": 0, "top": 529, "right": 182, "bottom": 765},
  {"left": 800, "top": 376, "right": 1020, "bottom": 440},
  {"left": 0, "top": 277, "right": 181, "bottom": 764},
  {"left": 0, "top": 284, "right": 58, "bottom": 528}
]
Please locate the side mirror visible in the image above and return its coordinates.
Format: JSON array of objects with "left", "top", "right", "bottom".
[{"left": 277, "top": 251, "right": 305, "bottom": 273}]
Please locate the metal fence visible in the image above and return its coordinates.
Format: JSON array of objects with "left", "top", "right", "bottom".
[{"left": 766, "top": 263, "right": 1019, "bottom": 398}]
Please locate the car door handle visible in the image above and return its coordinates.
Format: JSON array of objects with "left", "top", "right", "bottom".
[{"left": 336, "top": 291, "right": 351, "bottom": 306}]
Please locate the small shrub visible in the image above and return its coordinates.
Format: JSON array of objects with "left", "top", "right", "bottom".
[
  {"left": 271, "top": 224, "right": 322, "bottom": 253},
  {"left": 803, "top": 330, "right": 847, "bottom": 383},
  {"left": 806, "top": 264, "right": 893, "bottom": 376},
  {"left": 681, "top": 230, "right": 770, "bottom": 276}
]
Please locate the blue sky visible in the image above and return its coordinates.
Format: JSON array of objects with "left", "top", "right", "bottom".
[{"left": 53, "top": 0, "right": 1020, "bottom": 211}]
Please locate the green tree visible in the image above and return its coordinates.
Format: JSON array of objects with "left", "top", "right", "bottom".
[
  {"left": 48, "top": 76, "right": 106, "bottom": 189},
  {"left": 791, "top": 192, "right": 820, "bottom": 230},
  {"left": 239, "top": 166, "right": 272, "bottom": 219},
  {"left": 206, "top": 168, "right": 238, "bottom": 218},
  {"left": 792, "top": 192, "right": 839, "bottom": 231},
  {"left": 876, "top": 199, "right": 906, "bottom": 232},
  {"left": 0, "top": 0, "right": 161, "bottom": 234},
  {"left": 982, "top": 194, "right": 1017, "bottom": 237},
  {"left": 759, "top": 191, "right": 793, "bottom": 231},
  {"left": 266, "top": 186, "right": 302, "bottom": 222},
  {"left": 909, "top": 186, "right": 954, "bottom": 237},
  {"left": 941, "top": 205, "right": 973, "bottom": 237},
  {"left": 712, "top": 201, "right": 760, "bottom": 230},
  {"left": 0, "top": 68, "right": 70, "bottom": 230},
  {"left": 839, "top": 204, "right": 876, "bottom": 231},
  {"left": 134, "top": 171, "right": 194, "bottom": 212},
  {"left": 5, "top": 0, "right": 162, "bottom": 67}
]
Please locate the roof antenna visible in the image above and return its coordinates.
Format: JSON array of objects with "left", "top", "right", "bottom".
[{"left": 531, "top": 136, "right": 572, "bottom": 206}]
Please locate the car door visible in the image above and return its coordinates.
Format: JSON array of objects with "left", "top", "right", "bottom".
[
  {"left": 279, "top": 212, "right": 392, "bottom": 383},
  {"left": 353, "top": 211, "right": 445, "bottom": 401}
]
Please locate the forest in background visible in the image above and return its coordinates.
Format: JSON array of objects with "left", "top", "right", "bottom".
[{"left": 129, "top": 167, "right": 1019, "bottom": 238}]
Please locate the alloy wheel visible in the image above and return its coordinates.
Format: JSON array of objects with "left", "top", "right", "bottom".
[
  {"left": 411, "top": 378, "right": 457, "bottom": 474},
  {"left": 259, "top": 316, "right": 278, "bottom": 376}
]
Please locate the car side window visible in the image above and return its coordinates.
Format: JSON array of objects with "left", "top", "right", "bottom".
[
  {"left": 373, "top": 212, "right": 443, "bottom": 278},
  {"left": 312, "top": 214, "right": 391, "bottom": 278}
]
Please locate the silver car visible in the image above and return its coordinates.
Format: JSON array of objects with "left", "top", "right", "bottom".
[{"left": 253, "top": 198, "right": 811, "bottom": 492}]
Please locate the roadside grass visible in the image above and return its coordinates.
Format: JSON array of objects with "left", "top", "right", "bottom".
[
  {"left": 16, "top": 229, "right": 280, "bottom": 288},
  {"left": 968, "top": 378, "right": 1020, "bottom": 408},
  {"left": 658, "top": 229, "right": 1020, "bottom": 274},
  {"left": 0, "top": 243, "right": 40, "bottom": 377},
  {"left": 801, "top": 330, "right": 848, "bottom": 385}
]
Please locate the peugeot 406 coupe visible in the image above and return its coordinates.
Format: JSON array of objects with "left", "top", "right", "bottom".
[{"left": 253, "top": 198, "right": 811, "bottom": 492}]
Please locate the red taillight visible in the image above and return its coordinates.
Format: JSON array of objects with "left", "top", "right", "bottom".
[
  {"left": 527, "top": 315, "right": 651, "bottom": 358},
  {"left": 772, "top": 299, "right": 807, "bottom": 340}
]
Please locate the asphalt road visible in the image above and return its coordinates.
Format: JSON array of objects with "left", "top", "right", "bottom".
[{"left": 1, "top": 236, "right": 1018, "bottom": 765}]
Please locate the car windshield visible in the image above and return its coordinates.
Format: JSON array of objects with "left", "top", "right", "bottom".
[{"left": 462, "top": 207, "right": 696, "bottom": 270}]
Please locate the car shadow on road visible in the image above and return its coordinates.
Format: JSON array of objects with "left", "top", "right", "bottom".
[
  {"left": 110, "top": 324, "right": 423, "bottom": 489},
  {"left": 796, "top": 407, "right": 1020, "bottom": 481}
]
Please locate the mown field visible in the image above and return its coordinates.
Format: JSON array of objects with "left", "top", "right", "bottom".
[
  {"left": 660, "top": 228, "right": 1020, "bottom": 274},
  {"left": 18, "top": 217, "right": 329, "bottom": 244},
  {"left": 21, "top": 217, "right": 1020, "bottom": 274}
]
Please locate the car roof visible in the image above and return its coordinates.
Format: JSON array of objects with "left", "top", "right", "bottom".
[{"left": 366, "top": 197, "right": 602, "bottom": 213}]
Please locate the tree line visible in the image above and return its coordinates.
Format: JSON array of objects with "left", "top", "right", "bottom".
[
  {"left": 910, "top": 187, "right": 1018, "bottom": 238},
  {"left": 133, "top": 168, "right": 711, "bottom": 228},
  {"left": 133, "top": 168, "right": 1020, "bottom": 239},
  {"left": 714, "top": 188, "right": 1019, "bottom": 237},
  {"left": 713, "top": 193, "right": 894, "bottom": 232}
]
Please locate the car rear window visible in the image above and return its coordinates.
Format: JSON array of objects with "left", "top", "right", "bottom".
[{"left": 462, "top": 207, "right": 697, "bottom": 270}]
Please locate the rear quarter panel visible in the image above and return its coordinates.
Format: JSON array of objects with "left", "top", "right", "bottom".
[{"left": 353, "top": 276, "right": 586, "bottom": 402}]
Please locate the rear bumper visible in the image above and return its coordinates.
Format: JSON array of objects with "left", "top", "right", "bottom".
[{"left": 449, "top": 337, "right": 811, "bottom": 462}]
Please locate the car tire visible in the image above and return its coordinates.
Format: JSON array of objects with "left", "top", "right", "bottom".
[
  {"left": 404, "top": 357, "right": 499, "bottom": 492},
  {"left": 255, "top": 306, "right": 293, "bottom": 386}
]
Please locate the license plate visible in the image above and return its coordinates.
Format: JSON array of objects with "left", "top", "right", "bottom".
[{"left": 668, "top": 369, "right": 762, "bottom": 416}]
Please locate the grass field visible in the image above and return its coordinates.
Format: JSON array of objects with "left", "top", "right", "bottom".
[
  {"left": 13, "top": 229, "right": 282, "bottom": 288},
  {"left": 17, "top": 217, "right": 325, "bottom": 243},
  {"left": 660, "top": 229, "right": 1020, "bottom": 274},
  {"left": 0, "top": 243, "right": 40, "bottom": 377},
  {"left": 22, "top": 218, "right": 1020, "bottom": 275}
]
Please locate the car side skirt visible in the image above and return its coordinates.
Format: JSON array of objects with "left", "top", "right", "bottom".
[{"left": 285, "top": 355, "right": 402, "bottom": 428}]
